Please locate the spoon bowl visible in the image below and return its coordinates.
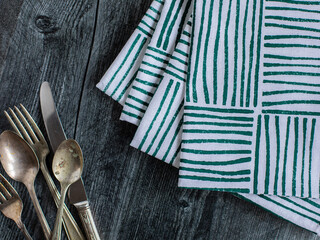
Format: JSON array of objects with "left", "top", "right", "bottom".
[
  {"left": 0, "top": 130, "right": 51, "bottom": 239},
  {"left": 0, "top": 130, "right": 38, "bottom": 184},
  {"left": 51, "top": 139, "right": 83, "bottom": 240}
]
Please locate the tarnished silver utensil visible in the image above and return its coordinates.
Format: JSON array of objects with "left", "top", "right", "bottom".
[
  {"left": 51, "top": 139, "right": 83, "bottom": 240},
  {"left": 0, "top": 130, "right": 51, "bottom": 240}
]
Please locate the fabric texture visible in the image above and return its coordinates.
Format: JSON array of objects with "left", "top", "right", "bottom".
[{"left": 96, "top": 0, "right": 320, "bottom": 235}]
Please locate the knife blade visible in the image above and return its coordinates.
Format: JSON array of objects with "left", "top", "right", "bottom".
[{"left": 40, "top": 81, "right": 100, "bottom": 240}]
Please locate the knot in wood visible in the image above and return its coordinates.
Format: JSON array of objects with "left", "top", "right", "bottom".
[{"left": 35, "top": 15, "right": 59, "bottom": 34}]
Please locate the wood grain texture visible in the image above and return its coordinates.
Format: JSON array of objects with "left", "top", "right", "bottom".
[{"left": 0, "top": 0, "right": 318, "bottom": 239}]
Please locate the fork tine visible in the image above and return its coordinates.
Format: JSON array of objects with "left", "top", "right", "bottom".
[
  {"left": 0, "top": 182, "right": 11, "bottom": 200},
  {"left": 0, "top": 174, "right": 19, "bottom": 199},
  {"left": 14, "top": 106, "right": 39, "bottom": 143},
  {"left": 4, "top": 111, "right": 23, "bottom": 138},
  {"left": 6, "top": 108, "right": 33, "bottom": 145},
  {"left": 20, "top": 104, "right": 45, "bottom": 141}
]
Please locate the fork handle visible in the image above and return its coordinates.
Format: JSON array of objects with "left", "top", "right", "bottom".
[
  {"left": 16, "top": 218, "right": 33, "bottom": 240},
  {"left": 40, "top": 164, "right": 85, "bottom": 240}
]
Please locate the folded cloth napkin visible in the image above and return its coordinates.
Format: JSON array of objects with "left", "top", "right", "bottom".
[
  {"left": 97, "top": 0, "right": 320, "bottom": 235},
  {"left": 179, "top": 0, "right": 320, "bottom": 198}
]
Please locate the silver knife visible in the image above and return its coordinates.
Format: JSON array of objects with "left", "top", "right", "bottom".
[{"left": 40, "top": 81, "right": 101, "bottom": 240}]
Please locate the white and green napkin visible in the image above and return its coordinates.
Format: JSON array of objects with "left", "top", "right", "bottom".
[{"left": 97, "top": 0, "right": 320, "bottom": 235}]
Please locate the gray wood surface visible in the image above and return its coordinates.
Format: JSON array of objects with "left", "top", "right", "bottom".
[{"left": 0, "top": 0, "right": 318, "bottom": 239}]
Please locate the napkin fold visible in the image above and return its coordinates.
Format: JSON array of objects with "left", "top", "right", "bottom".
[{"left": 97, "top": 0, "right": 320, "bottom": 235}]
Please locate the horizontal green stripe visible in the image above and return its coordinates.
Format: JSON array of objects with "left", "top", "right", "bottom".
[
  {"left": 181, "top": 157, "right": 251, "bottom": 165},
  {"left": 181, "top": 149, "right": 251, "bottom": 154},
  {"left": 180, "top": 167, "right": 251, "bottom": 176},
  {"left": 184, "top": 121, "right": 253, "bottom": 127},
  {"left": 265, "top": 23, "right": 320, "bottom": 33},
  {"left": 264, "top": 54, "right": 320, "bottom": 61},
  {"left": 184, "top": 113, "right": 254, "bottom": 122},
  {"left": 263, "top": 90, "right": 320, "bottom": 96},
  {"left": 127, "top": 95, "right": 149, "bottom": 106},
  {"left": 183, "top": 129, "right": 253, "bottom": 136},
  {"left": 138, "top": 68, "right": 163, "bottom": 78},
  {"left": 141, "top": 61, "right": 167, "bottom": 71},
  {"left": 135, "top": 78, "right": 158, "bottom": 87},
  {"left": 264, "top": 63, "right": 320, "bottom": 68},
  {"left": 182, "top": 139, "right": 252, "bottom": 145},
  {"left": 263, "top": 100, "right": 320, "bottom": 107},
  {"left": 149, "top": 6, "right": 161, "bottom": 15},
  {"left": 122, "top": 110, "right": 142, "bottom": 120},
  {"left": 263, "top": 79, "right": 320, "bottom": 87},
  {"left": 145, "top": 13, "right": 159, "bottom": 22},
  {"left": 264, "top": 43, "right": 320, "bottom": 49},
  {"left": 145, "top": 53, "right": 169, "bottom": 64},
  {"left": 262, "top": 109, "right": 320, "bottom": 116},
  {"left": 164, "top": 69, "right": 185, "bottom": 82},
  {"left": 132, "top": 86, "right": 154, "bottom": 97},
  {"left": 264, "top": 71, "right": 320, "bottom": 76},
  {"left": 171, "top": 55, "right": 188, "bottom": 65},
  {"left": 185, "top": 106, "right": 254, "bottom": 114},
  {"left": 147, "top": 46, "right": 171, "bottom": 57},
  {"left": 265, "top": 35, "right": 320, "bottom": 40},
  {"left": 167, "top": 62, "right": 187, "bottom": 74},
  {"left": 179, "top": 175, "right": 250, "bottom": 182},
  {"left": 178, "top": 39, "right": 190, "bottom": 46},
  {"left": 137, "top": 26, "right": 152, "bottom": 38},
  {"left": 182, "top": 30, "right": 191, "bottom": 37},
  {"left": 124, "top": 102, "right": 146, "bottom": 113},
  {"left": 140, "top": 20, "right": 155, "bottom": 31},
  {"left": 265, "top": 15, "right": 320, "bottom": 22},
  {"left": 175, "top": 48, "right": 188, "bottom": 57}
]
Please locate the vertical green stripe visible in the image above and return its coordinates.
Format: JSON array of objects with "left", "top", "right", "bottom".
[
  {"left": 202, "top": 0, "right": 215, "bottom": 104},
  {"left": 301, "top": 118, "right": 307, "bottom": 197},
  {"left": 292, "top": 117, "right": 299, "bottom": 196},
  {"left": 245, "top": 0, "right": 257, "bottom": 107},
  {"left": 282, "top": 117, "right": 291, "bottom": 196},
  {"left": 213, "top": 0, "right": 223, "bottom": 104},
  {"left": 231, "top": 0, "right": 240, "bottom": 106},
  {"left": 153, "top": 101, "right": 184, "bottom": 157},
  {"left": 156, "top": 0, "right": 177, "bottom": 48},
  {"left": 163, "top": 0, "right": 185, "bottom": 50},
  {"left": 186, "top": 1, "right": 196, "bottom": 102},
  {"left": 146, "top": 82, "right": 181, "bottom": 153},
  {"left": 103, "top": 34, "right": 142, "bottom": 92},
  {"left": 253, "top": 0, "right": 264, "bottom": 107},
  {"left": 309, "top": 119, "right": 316, "bottom": 197},
  {"left": 111, "top": 38, "right": 147, "bottom": 97},
  {"left": 168, "top": 118, "right": 184, "bottom": 164},
  {"left": 192, "top": 0, "right": 207, "bottom": 103},
  {"left": 264, "top": 115, "right": 270, "bottom": 194},
  {"left": 138, "top": 80, "right": 174, "bottom": 149},
  {"left": 223, "top": 0, "right": 233, "bottom": 105},
  {"left": 254, "top": 115, "right": 262, "bottom": 193},
  {"left": 273, "top": 116, "right": 280, "bottom": 195},
  {"left": 240, "top": 0, "right": 250, "bottom": 107}
]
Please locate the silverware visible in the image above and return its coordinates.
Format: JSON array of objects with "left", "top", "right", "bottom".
[
  {"left": 40, "top": 81, "right": 101, "bottom": 240},
  {"left": 51, "top": 139, "right": 83, "bottom": 240},
  {"left": 0, "top": 173, "right": 32, "bottom": 240},
  {"left": 0, "top": 130, "right": 51, "bottom": 240},
  {"left": 4, "top": 105, "right": 85, "bottom": 240}
]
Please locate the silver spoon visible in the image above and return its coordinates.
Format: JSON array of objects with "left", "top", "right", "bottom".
[
  {"left": 0, "top": 130, "right": 51, "bottom": 239},
  {"left": 51, "top": 139, "right": 83, "bottom": 240}
]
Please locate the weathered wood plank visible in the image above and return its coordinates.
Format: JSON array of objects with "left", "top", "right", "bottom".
[{"left": 0, "top": 0, "right": 318, "bottom": 239}]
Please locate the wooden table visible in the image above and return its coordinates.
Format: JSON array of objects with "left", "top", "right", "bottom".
[{"left": 0, "top": 0, "right": 317, "bottom": 239}]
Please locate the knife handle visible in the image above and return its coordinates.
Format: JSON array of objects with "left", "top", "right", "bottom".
[
  {"left": 75, "top": 201, "right": 101, "bottom": 240},
  {"left": 39, "top": 164, "right": 86, "bottom": 240}
]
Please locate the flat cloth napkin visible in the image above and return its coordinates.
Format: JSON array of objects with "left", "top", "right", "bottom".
[{"left": 97, "top": 0, "right": 320, "bottom": 235}]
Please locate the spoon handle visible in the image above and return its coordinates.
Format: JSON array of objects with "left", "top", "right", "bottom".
[
  {"left": 51, "top": 185, "right": 68, "bottom": 240},
  {"left": 16, "top": 218, "right": 33, "bottom": 240},
  {"left": 27, "top": 184, "right": 51, "bottom": 240}
]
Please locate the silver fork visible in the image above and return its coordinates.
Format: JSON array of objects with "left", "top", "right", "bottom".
[
  {"left": 4, "top": 104, "right": 85, "bottom": 240},
  {"left": 0, "top": 173, "right": 32, "bottom": 240}
]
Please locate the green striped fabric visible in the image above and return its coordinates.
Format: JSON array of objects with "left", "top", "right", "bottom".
[
  {"left": 120, "top": 0, "right": 192, "bottom": 125},
  {"left": 96, "top": 0, "right": 320, "bottom": 235},
  {"left": 180, "top": 0, "right": 320, "bottom": 198}
]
